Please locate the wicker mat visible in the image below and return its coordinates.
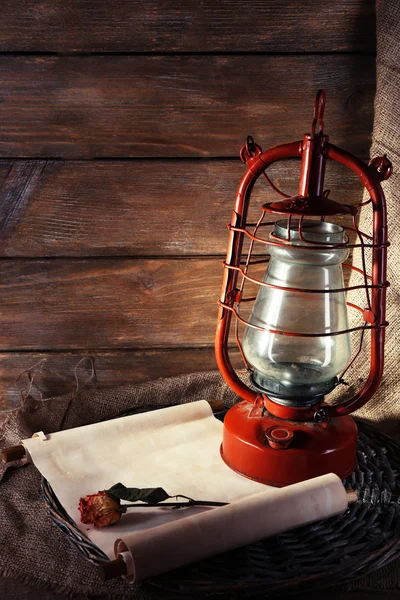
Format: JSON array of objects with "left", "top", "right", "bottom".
[{"left": 0, "top": 371, "right": 400, "bottom": 599}]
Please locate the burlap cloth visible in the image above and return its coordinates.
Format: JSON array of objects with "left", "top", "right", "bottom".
[
  {"left": 0, "top": 370, "right": 400, "bottom": 600},
  {"left": 1, "top": 1, "right": 400, "bottom": 598},
  {"left": 0, "top": 372, "right": 238, "bottom": 600},
  {"left": 348, "top": 0, "right": 400, "bottom": 449}
]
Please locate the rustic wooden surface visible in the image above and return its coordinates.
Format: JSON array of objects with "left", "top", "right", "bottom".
[
  {"left": 0, "top": 258, "right": 266, "bottom": 350},
  {"left": 0, "top": 55, "right": 374, "bottom": 158},
  {"left": 0, "top": 252, "right": 354, "bottom": 403},
  {"left": 0, "top": 2, "right": 375, "bottom": 412},
  {"left": 0, "top": 348, "right": 243, "bottom": 409},
  {"left": 0, "top": 1, "right": 375, "bottom": 53},
  {"left": 0, "top": 159, "right": 364, "bottom": 257}
]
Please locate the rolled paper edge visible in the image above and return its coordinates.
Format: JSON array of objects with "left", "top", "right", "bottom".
[
  {"left": 1, "top": 433, "right": 45, "bottom": 463},
  {"left": 1, "top": 444, "right": 27, "bottom": 463},
  {"left": 98, "top": 556, "right": 127, "bottom": 581},
  {"left": 346, "top": 489, "right": 358, "bottom": 504},
  {"left": 113, "top": 542, "right": 135, "bottom": 584},
  {"left": 110, "top": 473, "right": 351, "bottom": 583}
]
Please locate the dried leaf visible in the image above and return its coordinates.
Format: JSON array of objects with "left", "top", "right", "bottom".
[{"left": 106, "top": 483, "right": 171, "bottom": 504}]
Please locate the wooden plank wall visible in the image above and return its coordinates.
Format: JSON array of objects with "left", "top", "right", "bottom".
[{"left": 0, "top": 1, "right": 376, "bottom": 408}]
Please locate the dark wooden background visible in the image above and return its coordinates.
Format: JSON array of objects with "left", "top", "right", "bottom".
[{"left": 0, "top": 1, "right": 376, "bottom": 409}]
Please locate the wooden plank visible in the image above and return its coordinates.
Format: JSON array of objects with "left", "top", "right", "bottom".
[
  {"left": 0, "top": 55, "right": 374, "bottom": 158},
  {"left": 0, "top": 159, "right": 365, "bottom": 257},
  {"left": 0, "top": 258, "right": 256, "bottom": 350},
  {"left": 0, "top": 348, "right": 242, "bottom": 410},
  {"left": 0, "top": 1, "right": 376, "bottom": 53},
  {"left": 0, "top": 161, "right": 48, "bottom": 250},
  {"left": 0, "top": 162, "right": 12, "bottom": 188},
  {"left": 0, "top": 258, "right": 354, "bottom": 351}
]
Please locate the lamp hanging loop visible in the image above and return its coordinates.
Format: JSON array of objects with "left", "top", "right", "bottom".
[
  {"left": 369, "top": 155, "right": 393, "bottom": 181},
  {"left": 240, "top": 135, "right": 263, "bottom": 163}
]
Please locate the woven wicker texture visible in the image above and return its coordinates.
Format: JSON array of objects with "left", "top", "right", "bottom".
[{"left": 43, "top": 412, "right": 400, "bottom": 599}]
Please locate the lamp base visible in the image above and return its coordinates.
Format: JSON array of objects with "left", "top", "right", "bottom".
[{"left": 221, "top": 401, "right": 357, "bottom": 486}]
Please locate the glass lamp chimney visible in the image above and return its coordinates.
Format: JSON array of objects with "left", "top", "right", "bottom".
[{"left": 242, "top": 219, "right": 351, "bottom": 406}]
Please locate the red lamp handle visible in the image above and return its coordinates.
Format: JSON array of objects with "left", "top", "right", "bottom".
[
  {"left": 325, "top": 144, "right": 388, "bottom": 417},
  {"left": 215, "top": 140, "right": 389, "bottom": 416},
  {"left": 215, "top": 141, "right": 303, "bottom": 403}
]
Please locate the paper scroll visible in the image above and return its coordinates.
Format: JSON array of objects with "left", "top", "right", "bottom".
[
  {"left": 18, "top": 401, "right": 350, "bottom": 583},
  {"left": 114, "top": 473, "right": 348, "bottom": 582},
  {"left": 21, "top": 401, "right": 268, "bottom": 559}
]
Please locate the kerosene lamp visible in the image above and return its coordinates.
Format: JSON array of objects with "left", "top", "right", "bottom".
[{"left": 216, "top": 90, "right": 391, "bottom": 486}]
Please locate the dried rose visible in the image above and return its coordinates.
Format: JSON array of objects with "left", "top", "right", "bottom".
[
  {"left": 79, "top": 491, "right": 123, "bottom": 527},
  {"left": 79, "top": 484, "right": 228, "bottom": 528}
]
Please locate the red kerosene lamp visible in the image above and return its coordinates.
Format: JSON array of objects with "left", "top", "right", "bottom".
[{"left": 216, "top": 90, "right": 391, "bottom": 486}]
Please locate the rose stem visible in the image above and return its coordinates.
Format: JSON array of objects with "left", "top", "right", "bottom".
[
  {"left": 120, "top": 490, "right": 358, "bottom": 510},
  {"left": 120, "top": 500, "right": 228, "bottom": 509}
]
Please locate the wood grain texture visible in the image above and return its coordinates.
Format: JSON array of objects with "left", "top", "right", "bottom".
[
  {"left": 0, "top": 258, "right": 354, "bottom": 351},
  {"left": 0, "top": 348, "right": 241, "bottom": 409},
  {"left": 0, "top": 161, "right": 48, "bottom": 247},
  {"left": 0, "top": 2, "right": 377, "bottom": 417},
  {"left": 0, "top": 159, "right": 365, "bottom": 257},
  {"left": 0, "top": 1, "right": 376, "bottom": 53},
  {"left": 0, "top": 55, "right": 374, "bottom": 158},
  {"left": 0, "top": 258, "right": 253, "bottom": 350}
]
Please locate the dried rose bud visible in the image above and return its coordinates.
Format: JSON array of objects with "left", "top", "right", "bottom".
[{"left": 79, "top": 491, "right": 122, "bottom": 527}]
